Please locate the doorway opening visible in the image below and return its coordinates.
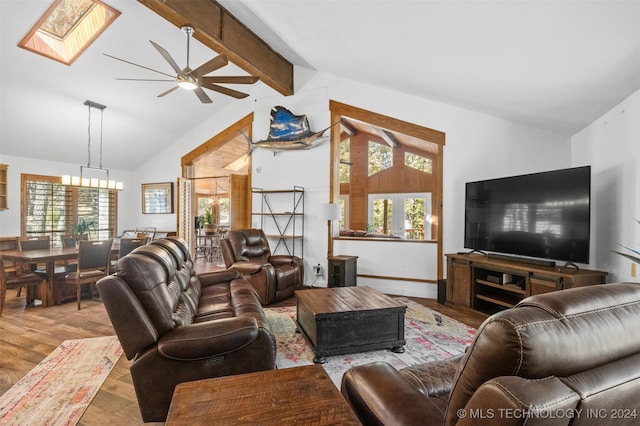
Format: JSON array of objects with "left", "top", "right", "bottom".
[{"left": 180, "top": 113, "right": 254, "bottom": 250}]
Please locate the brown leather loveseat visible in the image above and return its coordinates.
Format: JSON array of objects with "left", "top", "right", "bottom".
[
  {"left": 221, "top": 229, "right": 304, "bottom": 305},
  {"left": 97, "top": 237, "right": 276, "bottom": 422},
  {"left": 341, "top": 283, "right": 640, "bottom": 425}
]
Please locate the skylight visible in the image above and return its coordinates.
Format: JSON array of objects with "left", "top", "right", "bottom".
[{"left": 18, "top": 0, "right": 120, "bottom": 66}]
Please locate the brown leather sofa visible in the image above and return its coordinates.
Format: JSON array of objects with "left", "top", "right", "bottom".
[
  {"left": 221, "top": 229, "right": 304, "bottom": 305},
  {"left": 341, "top": 283, "right": 640, "bottom": 425},
  {"left": 97, "top": 237, "right": 276, "bottom": 422}
]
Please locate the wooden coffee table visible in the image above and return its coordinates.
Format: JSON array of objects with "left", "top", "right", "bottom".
[
  {"left": 295, "top": 286, "right": 406, "bottom": 363},
  {"left": 165, "top": 365, "right": 360, "bottom": 425}
]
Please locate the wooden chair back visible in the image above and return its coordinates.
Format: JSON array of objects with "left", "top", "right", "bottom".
[
  {"left": 62, "top": 234, "right": 89, "bottom": 248},
  {"left": 58, "top": 239, "right": 113, "bottom": 310},
  {"left": 78, "top": 239, "right": 114, "bottom": 271},
  {"left": 61, "top": 235, "right": 76, "bottom": 248},
  {"left": 18, "top": 236, "right": 51, "bottom": 251},
  {"left": 0, "top": 253, "right": 43, "bottom": 316},
  {"left": 119, "top": 237, "right": 148, "bottom": 258}
]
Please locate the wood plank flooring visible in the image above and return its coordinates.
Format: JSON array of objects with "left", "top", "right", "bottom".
[{"left": 0, "top": 260, "right": 487, "bottom": 425}]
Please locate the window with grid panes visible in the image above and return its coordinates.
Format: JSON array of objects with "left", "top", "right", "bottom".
[{"left": 22, "top": 174, "right": 117, "bottom": 246}]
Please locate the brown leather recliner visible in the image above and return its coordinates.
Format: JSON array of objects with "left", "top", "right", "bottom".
[
  {"left": 221, "top": 229, "right": 304, "bottom": 305},
  {"left": 97, "top": 237, "right": 276, "bottom": 422},
  {"left": 341, "top": 282, "right": 640, "bottom": 425}
]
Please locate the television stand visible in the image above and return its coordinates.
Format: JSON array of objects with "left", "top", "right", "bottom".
[
  {"left": 487, "top": 253, "right": 556, "bottom": 268},
  {"left": 445, "top": 253, "right": 607, "bottom": 315}
]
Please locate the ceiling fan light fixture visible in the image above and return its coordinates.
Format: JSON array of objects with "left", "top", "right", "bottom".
[{"left": 177, "top": 74, "right": 198, "bottom": 90}]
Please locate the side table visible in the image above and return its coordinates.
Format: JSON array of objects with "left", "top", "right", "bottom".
[
  {"left": 328, "top": 255, "right": 358, "bottom": 287},
  {"left": 166, "top": 365, "right": 360, "bottom": 425}
]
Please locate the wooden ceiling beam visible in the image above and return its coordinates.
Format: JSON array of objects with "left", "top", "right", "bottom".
[{"left": 138, "top": 0, "right": 293, "bottom": 96}]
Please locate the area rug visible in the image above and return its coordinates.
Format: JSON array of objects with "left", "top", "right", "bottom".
[
  {"left": 265, "top": 297, "right": 476, "bottom": 387},
  {"left": 0, "top": 335, "right": 123, "bottom": 426}
]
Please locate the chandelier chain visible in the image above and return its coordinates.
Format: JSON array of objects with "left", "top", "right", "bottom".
[
  {"left": 87, "top": 104, "right": 92, "bottom": 167},
  {"left": 99, "top": 108, "right": 104, "bottom": 169}
]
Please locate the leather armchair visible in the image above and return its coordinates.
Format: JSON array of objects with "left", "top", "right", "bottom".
[
  {"left": 97, "top": 237, "right": 276, "bottom": 422},
  {"left": 341, "top": 283, "right": 640, "bottom": 425},
  {"left": 221, "top": 229, "right": 304, "bottom": 305}
]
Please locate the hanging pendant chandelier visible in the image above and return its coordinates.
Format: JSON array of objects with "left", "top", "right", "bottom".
[{"left": 62, "top": 100, "right": 123, "bottom": 190}]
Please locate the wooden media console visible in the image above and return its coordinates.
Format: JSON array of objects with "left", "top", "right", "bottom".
[{"left": 446, "top": 253, "right": 607, "bottom": 315}]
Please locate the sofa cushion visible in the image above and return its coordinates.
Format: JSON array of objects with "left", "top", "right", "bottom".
[
  {"left": 116, "top": 245, "right": 183, "bottom": 334},
  {"left": 446, "top": 283, "right": 640, "bottom": 425}
]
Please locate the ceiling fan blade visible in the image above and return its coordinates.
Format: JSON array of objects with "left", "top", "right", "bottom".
[
  {"left": 157, "top": 85, "right": 180, "bottom": 98},
  {"left": 201, "top": 82, "right": 250, "bottom": 99},
  {"left": 193, "top": 54, "right": 229, "bottom": 78},
  {"left": 194, "top": 87, "right": 213, "bottom": 104},
  {"left": 116, "top": 78, "right": 174, "bottom": 82},
  {"left": 150, "top": 40, "right": 185, "bottom": 77},
  {"left": 103, "top": 53, "right": 175, "bottom": 78},
  {"left": 202, "top": 76, "right": 259, "bottom": 84}
]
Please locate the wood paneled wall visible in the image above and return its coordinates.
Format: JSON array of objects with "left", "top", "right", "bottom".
[{"left": 342, "top": 134, "right": 439, "bottom": 232}]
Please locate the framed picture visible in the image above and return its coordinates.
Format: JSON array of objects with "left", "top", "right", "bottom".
[{"left": 142, "top": 182, "right": 174, "bottom": 214}]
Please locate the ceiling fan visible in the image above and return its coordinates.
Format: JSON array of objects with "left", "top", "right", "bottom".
[{"left": 104, "top": 26, "right": 259, "bottom": 104}]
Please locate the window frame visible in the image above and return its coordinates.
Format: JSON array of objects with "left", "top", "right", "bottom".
[
  {"left": 21, "top": 173, "right": 118, "bottom": 244},
  {"left": 329, "top": 100, "right": 445, "bottom": 276}
]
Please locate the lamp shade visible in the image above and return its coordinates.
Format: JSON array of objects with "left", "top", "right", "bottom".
[{"left": 321, "top": 203, "right": 341, "bottom": 221}]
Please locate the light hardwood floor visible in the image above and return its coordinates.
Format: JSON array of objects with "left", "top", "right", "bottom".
[{"left": 0, "top": 260, "right": 487, "bottom": 425}]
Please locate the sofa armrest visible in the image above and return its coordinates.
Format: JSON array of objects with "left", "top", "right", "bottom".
[
  {"left": 400, "top": 354, "right": 463, "bottom": 396},
  {"left": 158, "top": 316, "right": 258, "bottom": 361},
  {"left": 230, "top": 262, "right": 264, "bottom": 275},
  {"left": 197, "top": 269, "right": 240, "bottom": 287},
  {"left": 341, "top": 361, "right": 445, "bottom": 426},
  {"left": 455, "top": 376, "right": 580, "bottom": 426},
  {"left": 229, "top": 262, "right": 277, "bottom": 305},
  {"left": 269, "top": 255, "right": 303, "bottom": 267}
]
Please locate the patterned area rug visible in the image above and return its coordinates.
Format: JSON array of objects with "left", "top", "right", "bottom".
[
  {"left": 0, "top": 336, "right": 123, "bottom": 426},
  {"left": 265, "top": 297, "right": 476, "bottom": 387}
]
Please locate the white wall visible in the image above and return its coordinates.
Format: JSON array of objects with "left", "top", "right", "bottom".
[
  {"left": 0, "top": 154, "right": 134, "bottom": 236},
  {"left": 1, "top": 66, "right": 579, "bottom": 296},
  {"left": 571, "top": 88, "right": 640, "bottom": 282},
  {"left": 250, "top": 67, "right": 571, "bottom": 294}
]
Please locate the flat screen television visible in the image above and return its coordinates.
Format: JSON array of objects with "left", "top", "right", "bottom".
[{"left": 464, "top": 166, "right": 591, "bottom": 265}]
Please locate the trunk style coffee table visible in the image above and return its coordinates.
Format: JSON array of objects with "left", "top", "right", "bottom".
[{"left": 295, "top": 286, "right": 406, "bottom": 364}]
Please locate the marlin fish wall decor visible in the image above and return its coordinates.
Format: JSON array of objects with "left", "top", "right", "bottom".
[{"left": 243, "top": 106, "right": 336, "bottom": 155}]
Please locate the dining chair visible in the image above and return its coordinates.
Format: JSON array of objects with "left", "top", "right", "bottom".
[
  {"left": 210, "top": 235, "right": 222, "bottom": 263},
  {"left": 119, "top": 237, "right": 148, "bottom": 258},
  {"left": 17, "top": 236, "right": 50, "bottom": 251},
  {"left": 136, "top": 227, "right": 156, "bottom": 241},
  {"left": 110, "top": 237, "right": 148, "bottom": 273},
  {"left": 61, "top": 234, "right": 88, "bottom": 248},
  {"left": 1, "top": 253, "right": 44, "bottom": 316},
  {"left": 61, "top": 234, "right": 88, "bottom": 269},
  {"left": 55, "top": 239, "right": 113, "bottom": 310},
  {"left": 194, "top": 234, "right": 211, "bottom": 262},
  {"left": 15, "top": 236, "right": 51, "bottom": 295},
  {"left": 61, "top": 235, "right": 77, "bottom": 248}
]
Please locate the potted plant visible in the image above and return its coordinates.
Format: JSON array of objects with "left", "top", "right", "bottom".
[
  {"left": 70, "top": 219, "right": 97, "bottom": 240},
  {"left": 199, "top": 206, "right": 217, "bottom": 235}
]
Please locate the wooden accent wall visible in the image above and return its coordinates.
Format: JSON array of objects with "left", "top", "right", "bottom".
[
  {"left": 342, "top": 129, "right": 439, "bottom": 232},
  {"left": 330, "top": 100, "right": 446, "bottom": 279},
  {"left": 229, "top": 174, "right": 249, "bottom": 229}
]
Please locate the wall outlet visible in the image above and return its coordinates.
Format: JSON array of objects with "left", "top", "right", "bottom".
[{"left": 313, "top": 264, "right": 322, "bottom": 276}]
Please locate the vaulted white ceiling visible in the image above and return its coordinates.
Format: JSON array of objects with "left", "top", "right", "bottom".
[{"left": 2, "top": 1, "right": 640, "bottom": 172}]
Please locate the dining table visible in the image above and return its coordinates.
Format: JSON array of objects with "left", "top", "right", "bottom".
[{"left": 2, "top": 244, "right": 118, "bottom": 307}]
